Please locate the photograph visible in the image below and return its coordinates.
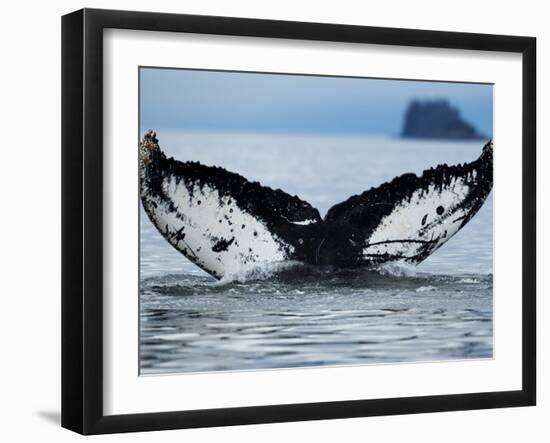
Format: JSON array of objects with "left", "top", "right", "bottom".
[{"left": 138, "top": 67, "right": 494, "bottom": 375}]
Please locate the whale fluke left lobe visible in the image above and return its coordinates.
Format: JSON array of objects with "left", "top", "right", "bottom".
[{"left": 140, "top": 130, "right": 324, "bottom": 278}]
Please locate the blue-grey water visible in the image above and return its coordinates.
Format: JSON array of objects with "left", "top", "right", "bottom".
[{"left": 140, "top": 133, "right": 493, "bottom": 374}]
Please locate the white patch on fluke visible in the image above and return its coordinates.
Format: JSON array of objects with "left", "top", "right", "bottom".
[
  {"left": 363, "top": 178, "right": 471, "bottom": 259},
  {"left": 289, "top": 219, "right": 318, "bottom": 226},
  {"left": 142, "top": 177, "right": 293, "bottom": 278}
]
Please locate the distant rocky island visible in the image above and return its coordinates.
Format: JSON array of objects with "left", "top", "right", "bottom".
[{"left": 401, "top": 99, "right": 486, "bottom": 140}]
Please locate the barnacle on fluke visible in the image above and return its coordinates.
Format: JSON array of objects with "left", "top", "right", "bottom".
[{"left": 140, "top": 130, "right": 493, "bottom": 279}]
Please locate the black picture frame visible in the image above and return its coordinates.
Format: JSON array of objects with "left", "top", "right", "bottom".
[{"left": 62, "top": 8, "right": 536, "bottom": 435}]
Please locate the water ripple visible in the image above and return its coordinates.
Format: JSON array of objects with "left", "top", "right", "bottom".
[{"left": 140, "top": 268, "right": 492, "bottom": 374}]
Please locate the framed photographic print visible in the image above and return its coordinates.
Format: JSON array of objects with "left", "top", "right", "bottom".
[{"left": 61, "top": 8, "right": 536, "bottom": 435}]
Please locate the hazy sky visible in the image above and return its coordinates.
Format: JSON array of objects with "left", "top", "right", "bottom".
[{"left": 140, "top": 67, "right": 493, "bottom": 137}]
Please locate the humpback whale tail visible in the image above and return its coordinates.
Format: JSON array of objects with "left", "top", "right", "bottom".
[{"left": 140, "top": 130, "right": 493, "bottom": 279}]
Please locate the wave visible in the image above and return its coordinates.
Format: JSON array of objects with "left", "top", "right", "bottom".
[
  {"left": 374, "top": 262, "right": 420, "bottom": 278},
  {"left": 415, "top": 285, "right": 437, "bottom": 292},
  {"left": 215, "top": 260, "right": 305, "bottom": 285},
  {"left": 141, "top": 260, "right": 492, "bottom": 299},
  {"left": 214, "top": 260, "right": 435, "bottom": 285}
]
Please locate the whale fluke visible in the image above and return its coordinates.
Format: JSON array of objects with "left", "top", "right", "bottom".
[{"left": 140, "top": 130, "right": 493, "bottom": 279}]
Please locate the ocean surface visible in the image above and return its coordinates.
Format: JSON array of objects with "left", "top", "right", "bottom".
[{"left": 140, "top": 132, "right": 493, "bottom": 374}]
